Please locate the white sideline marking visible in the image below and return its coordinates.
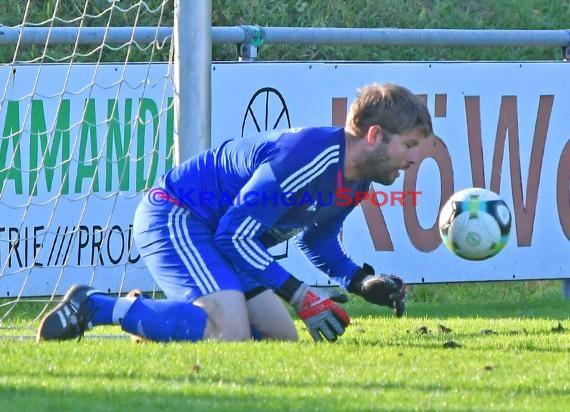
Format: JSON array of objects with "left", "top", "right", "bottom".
[{"left": 0, "top": 334, "right": 131, "bottom": 341}]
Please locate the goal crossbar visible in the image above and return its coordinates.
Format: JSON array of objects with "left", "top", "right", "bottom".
[{"left": 0, "top": 26, "right": 568, "bottom": 48}]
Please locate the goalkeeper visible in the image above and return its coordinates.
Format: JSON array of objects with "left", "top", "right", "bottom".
[{"left": 37, "top": 83, "right": 432, "bottom": 343}]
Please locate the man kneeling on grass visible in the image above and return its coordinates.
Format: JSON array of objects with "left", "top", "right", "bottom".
[{"left": 37, "top": 83, "right": 433, "bottom": 343}]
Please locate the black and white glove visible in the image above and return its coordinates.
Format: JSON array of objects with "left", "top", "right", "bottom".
[
  {"left": 348, "top": 263, "right": 407, "bottom": 317},
  {"left": 277, "top": 276, "right": 350, "bottom": 342}
]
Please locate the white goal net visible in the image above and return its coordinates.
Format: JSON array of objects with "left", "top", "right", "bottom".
[{"left": 0, "top": 0, "right": 174, "bottom": 336}]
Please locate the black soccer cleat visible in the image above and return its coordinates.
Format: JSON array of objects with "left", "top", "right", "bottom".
[
  {"left": 387, "top": 279, "right": 407, "bottom": 318},
  {"left": 393, "top": 297, "right": 406, "bottom": 318},
  {"left": 36, "top": 285, "right": 102, "bottom": 342}
]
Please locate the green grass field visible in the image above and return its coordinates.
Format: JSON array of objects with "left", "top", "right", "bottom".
[
  {"left": 1, "top": 1, "right": 569, "bottom": 411},
  {"left": 1, "top": 282, "right": 569, "bottom": 412}
]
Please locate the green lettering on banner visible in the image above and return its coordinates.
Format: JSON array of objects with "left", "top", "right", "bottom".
[
  {"left": 0, "top": 101, "right": 23, "bottom": 195},
  {"left": 166, "top": 97, "right": 174, "bottom": 172},
  {"left": 1, "top": 97, "right": 174, "bottom": 197},
  {"left": 29, "top": 99, "right": 71, "bottom": 195},
  {"left": 136, "top": 98, "right": 159, "bottom": 191},
  {"left": 55, "top": 101, "right": 72, "bottom": 195},
  {"left": 75, "top": 98, "right": 99, "bottom": 193},
  {"left": 105, "top": 98, "right": 133, "bottom": 191}
]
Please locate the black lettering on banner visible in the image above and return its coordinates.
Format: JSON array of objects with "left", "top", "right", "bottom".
[
  {"left": 8, "top": 227, "right": 22, "bottom": 267},
  {"left": 0, "top": 224, "right": 140, "bottom": 269},
  {"left": 77, "top": 225, "right": 90, "bottom": 264},
  {"left": 47, "top": 226, "right": 61, "bottom": 266},
  {"left": 91, "top": 225, "right": 104, "bottom": 265},
  {"left": 54, "top": 226, "right": 70, "bottom": 266},
  {"left": 107, "top": 225, "right": 124, "bottom": 265}
]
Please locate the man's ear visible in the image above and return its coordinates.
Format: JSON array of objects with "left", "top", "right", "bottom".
[{"left": 366, "top": 125, "right": 383, "bottom": 146}]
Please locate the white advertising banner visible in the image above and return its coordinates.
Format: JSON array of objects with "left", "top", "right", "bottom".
[
  {"left": 0, "top": 64, "right": 173, "bottom": 296},
  {"left": 213, "top": 62, "right": 569, "bottom": 285},
  {"left": 0, "top": 62, "right": 568, "bottom": 295}
]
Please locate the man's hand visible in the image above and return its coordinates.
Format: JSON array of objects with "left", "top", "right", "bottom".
[
  {"left": 348, "top": 264, "right": 407, "bottom": 317},
  {"left": 289, "top": 283, "right": 350, "bottom": 342}
]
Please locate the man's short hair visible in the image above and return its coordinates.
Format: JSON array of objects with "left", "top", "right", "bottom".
[{"left": 346, "top": 83, "right": 433, "bottom": 139}]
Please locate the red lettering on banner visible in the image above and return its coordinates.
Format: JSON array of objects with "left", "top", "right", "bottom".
[
  {"left": 332, "top": 97, "right": 394, "bottom": 250},
  {"left": 403, "top": 135, "right": 454, "bottom": 252},
  {"left": 331, "top": 97, "right": 347, "bottom": 128},
  {"left": 370, "top": 191, "right": 388, "bottom": 207},
  {"left": 465, "top": 96, "right": 486, "bottom": 188},
  {"left": 391, "top": 191, "right": 405, "bottom": 206},
  {"left": 354, "top": 191, "right": 369, "bottom": 204},
  {"left": 361, "top": 186, "right": 395, "bottom": 251},
  {"left": 467, "top": 95, "right": 560, "bottom": 246},
  {"left": 557, "top": 140, "right": 570, "bottom": 240},
  {"left": 406, "top": 191, "right": 422, "bottom": 207},
  {"left": 333, "top": 93, "right": 564, "bottom": 253},
  {"left": 491, "top": 96, "right": 552, "bottom": 246}
]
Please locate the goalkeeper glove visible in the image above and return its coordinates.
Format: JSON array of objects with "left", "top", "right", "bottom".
[
  {"left": 348, "top": 263, "right": 407, "bottom": 317},
  {"left": 277, "top": 276, "right": 350, "bottom": 342}
]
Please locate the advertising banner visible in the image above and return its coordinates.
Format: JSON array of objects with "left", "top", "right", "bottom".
[{"left": 0, "top": 62, "right": 568, "bottom": 295}]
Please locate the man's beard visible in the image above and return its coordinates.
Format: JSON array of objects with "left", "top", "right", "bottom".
[{"left": 359, "top": 148, "right": 394, "bottom": 185}]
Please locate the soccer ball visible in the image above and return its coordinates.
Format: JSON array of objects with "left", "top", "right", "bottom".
[{"left": 438, "top": 188, "right": 512, "bottom": 260}]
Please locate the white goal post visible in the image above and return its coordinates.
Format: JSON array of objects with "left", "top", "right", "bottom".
[{"left": 0, "top": 0, "right": 179, "bottom": 335}]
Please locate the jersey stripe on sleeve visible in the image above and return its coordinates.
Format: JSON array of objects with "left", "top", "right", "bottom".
[
  {"left": 232, "top": 216, "right": 274, "bottom": 270},
  {"left": 280, "top": 145, "right": 340, "bottom": 194}
]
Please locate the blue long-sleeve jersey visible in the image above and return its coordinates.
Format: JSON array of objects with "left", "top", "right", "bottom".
[{"left": 161, "top": 127, "right": 371, "bottom": 290}]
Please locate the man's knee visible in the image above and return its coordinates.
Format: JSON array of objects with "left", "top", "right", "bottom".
[
  {"left": 205, "top": 320, "right": 251, "bottom": 341},
  {"left": 246, "top": 289, "right": 298, "bottom": 341},
  {"left": 195, "top": 290, "right": 251, "bottom": 341}
]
